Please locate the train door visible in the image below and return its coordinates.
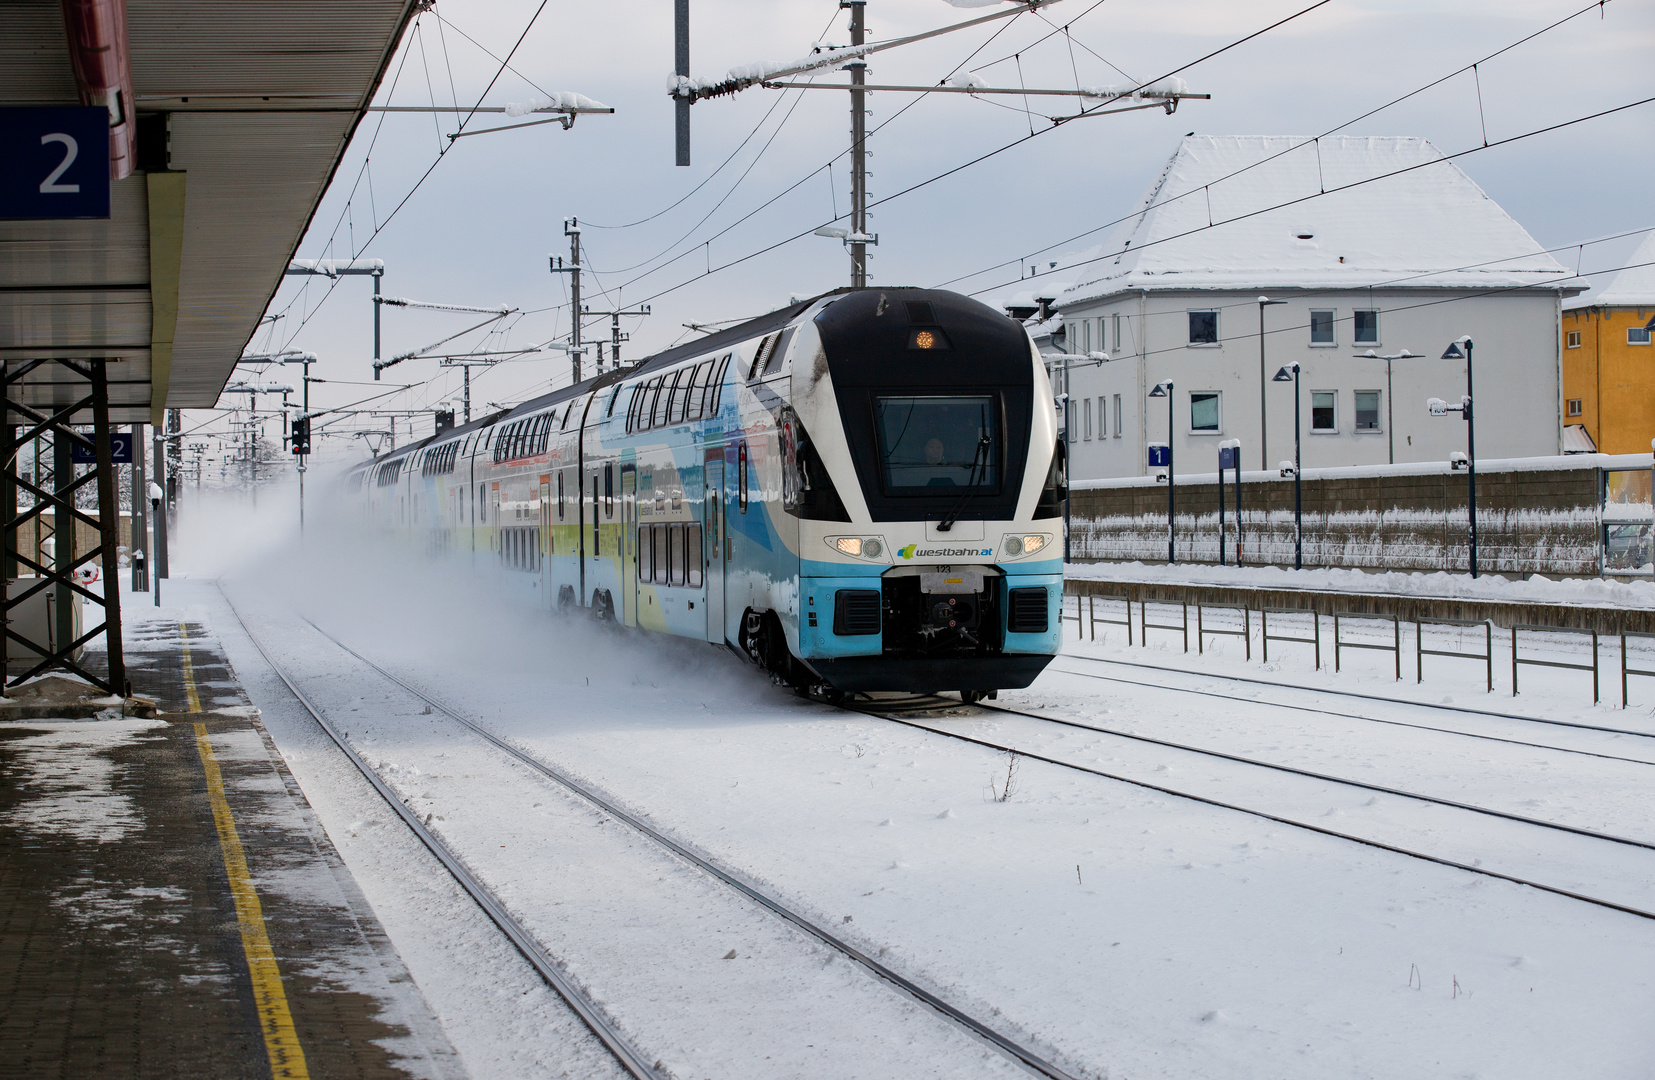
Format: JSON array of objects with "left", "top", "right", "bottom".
[
  {"left": 621, "top": 466, "right": 637, "bottom": 627},
  {"left": 704, "top": 452, "right": 725, "bottom": 644}
]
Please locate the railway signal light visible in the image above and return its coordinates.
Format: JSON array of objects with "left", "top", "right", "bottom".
[{"left": 291, "top": 416, "right": 310, "bottom": 454}]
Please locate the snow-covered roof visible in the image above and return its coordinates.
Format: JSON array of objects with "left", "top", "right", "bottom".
[
  {"left": 1563, "top": 230, "right": 1655, "bottom": 311},
  {"left": 1059, "top": 135, "right": 1578, "bottom": 308}
]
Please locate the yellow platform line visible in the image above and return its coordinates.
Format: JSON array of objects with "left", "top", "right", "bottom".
[
  {"left": 179, "top": 622, "right": 202, "bottom": 713},
  {"left": 194, "top": 722, "right": 311, "bottom": 1080}
]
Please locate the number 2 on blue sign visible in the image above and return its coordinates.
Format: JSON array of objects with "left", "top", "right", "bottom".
[{"left": 39, "top": 134, "right": 80, "bottom": 194}]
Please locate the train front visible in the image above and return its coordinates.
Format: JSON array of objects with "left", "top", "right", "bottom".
[{"left": 789, "top": 288, "right": 1065, "bottom": 695}]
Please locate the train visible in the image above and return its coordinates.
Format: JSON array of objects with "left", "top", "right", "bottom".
[{"left": 348, "top": 286, "right": 1067, "bottom": 701}]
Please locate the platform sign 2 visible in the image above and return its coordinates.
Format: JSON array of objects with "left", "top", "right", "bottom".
[
  {"left": 1147, "top": 443, "right": 1170, "bottom": 468},
  {"left": 0, "top": 107, "right": 111, "bottom": 220},
  {"left": 70, "top": 432, "right": 132, "bottom": 465}
]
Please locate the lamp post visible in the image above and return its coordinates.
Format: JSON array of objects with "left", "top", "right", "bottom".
[
  {"left": 1432, "top": 335, "right": 1477, "bottom": 578},
  {"left": 1273, "top": 362, "right": 1303, "bottom": 569},
  {"left": 1359, "top": 348, "right": 1416, "bottom": 464},
  {"left": 1149, "top": 379, "right": 1174, "bottom": 562},
  {"left": 1257, "top": 296, "right": 1287, "bottom": 471}
]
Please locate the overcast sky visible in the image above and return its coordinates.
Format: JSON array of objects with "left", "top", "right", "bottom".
[{"left": 208, "top": 0, "right": 1654, "bottom": 463}]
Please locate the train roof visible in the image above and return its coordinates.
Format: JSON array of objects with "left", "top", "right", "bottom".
[{"left": 363, "top": 286, "right": 976, "bottom": 465}]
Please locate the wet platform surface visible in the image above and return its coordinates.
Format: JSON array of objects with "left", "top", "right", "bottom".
[{"left": 0, "top": 615, "right": 460, "bottom": 1079}]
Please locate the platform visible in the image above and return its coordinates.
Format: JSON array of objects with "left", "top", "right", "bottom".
[{"left": 0, "top": 611, "right": 460, "bottom": 1078}]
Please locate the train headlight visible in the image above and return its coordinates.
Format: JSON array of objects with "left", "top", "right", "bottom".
[
  {"left": 829, "top": 536, "right": 887, "bottom": 559},
  {"left": 1001, "top": 533, "right": 1051, "bottom": 558}
]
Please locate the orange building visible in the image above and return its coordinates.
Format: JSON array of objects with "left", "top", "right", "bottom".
[{"left": 1562, "top": 232, "right": 1655, "bottom": 455}]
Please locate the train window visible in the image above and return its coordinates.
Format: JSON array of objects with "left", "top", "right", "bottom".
[
  {"left": 685, "top": 360, "right": 710, "bottom": 420},
  {"left": 604, "top": 463, "right": 614, "bottom": 518},
  {"left": 748, "top": 332, "right": 780, "bottom": 380},
  {"left": 652, "top": 371, "right": 677, "bottom": 428},
  {"left": 638, "top": 526, "right": 652, "bottom": 582},
  {"left": 591, "top": 476, "right": 600, "bottom": 555},
  {"left": 644, "top": 377, "right": 664, "bottom": 430},
  {"left": 557, "top": 471, "right": 565, "bottom": 521},
  {"left": 873, "top": 395, "right": 1000, "bottom": 494},
  {"left": 626, "top": 384, "right": 644, "bottom": 432},
  {"left": 652, "top": 525, "right": 667, "bottom": 584},
  {"left": 607, "top": 385, "right": 623, "bottom": 417},
  {"left": 479, "top": 485, "right": 487, "bottom": 522},
  {"left": 668, "top": 524, "right": 685, "bottom": 585},
  {"left": 738, "top": 442, "right": 748, "bottom": 513},
  {"left": 686, "top": 524, "right": 703, "bottom": 588},
  {"left": 707, "top": 355, "right": 731, "bottom": 416},
  {"left": 540, "top": 413, "right": 553, "bottom": 451}
]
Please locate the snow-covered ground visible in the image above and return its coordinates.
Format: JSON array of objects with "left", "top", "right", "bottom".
[{"left": 147, "top": 497, "right": 1655, "bottom": 1079}]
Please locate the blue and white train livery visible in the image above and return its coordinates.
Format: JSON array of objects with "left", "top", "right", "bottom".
[{"left": 350, "top": 287, "right": 1067, "bottom": 700}]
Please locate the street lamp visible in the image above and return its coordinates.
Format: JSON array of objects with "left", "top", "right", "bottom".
[
  {"left": 1359, "top": 348, "right": 1417, "bottom": 464},
  {"left": 1149, "top": 379, "right": 1175, "bottom": 563},
  {"left": 1273, "top": 362, "right": 1303, "bottom": 569},
  {"left": 1257, "top": 296, "right": 1287, "bottom": 471},
  {"left": 1431, "top": 335, "right": 1478, "bottom": 578}
]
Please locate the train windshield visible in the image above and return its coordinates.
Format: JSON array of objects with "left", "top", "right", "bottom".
[{"left": 873, "top": 395, "right": 1000, "bottom": 494}]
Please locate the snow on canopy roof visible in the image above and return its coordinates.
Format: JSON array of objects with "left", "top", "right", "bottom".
[
  {"left": 1563, "top": 230, "right": 1655, "bottom": 311},
  {"left": 1059, "top": 135, "right": 1576, "bottom": 307}
]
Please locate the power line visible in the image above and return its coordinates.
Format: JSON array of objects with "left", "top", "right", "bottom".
[{"left": 938, "top": 0, "right": 1622, "bottom": 295}]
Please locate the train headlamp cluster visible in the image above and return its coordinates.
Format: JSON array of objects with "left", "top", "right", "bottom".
[
  {"left": 831, "top": 536, "right": 885, "bottom": 559},
  {"left": 906, "top": 327, "right": 951, "bottom": 351},
  {"left": 1002, "top": 533, "right": 1050, "bottom": 557}
]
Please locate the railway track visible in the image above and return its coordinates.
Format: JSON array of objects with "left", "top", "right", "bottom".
[
  {"left": 844, "top": 692, "right": 1655, "bottom": 924},
  {"left": 227, "top": 591, "right": 1082, "bottom": 1080},
  {"left": 225, "top": 593, "right": 664, "bottom": 1080},
  {"left": 1047, "top": 654, "right": 1655, "bottom": 762}
]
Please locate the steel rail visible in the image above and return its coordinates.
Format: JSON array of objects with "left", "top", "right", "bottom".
[
  {"left": 846, "top": 696, "right": 1655, "bottom": 924},
  {"left": 302, "top": 617, "right": 1081, "bottom": 1080},
  {"left": 1054, "top": 652, "right": 1655, "bottom": 740},
  {"left": 964, "top": 699, "right": 1655, "bottom": 851},
  {"left": 1044, "top": 660, "right": 1655, "bottom": 768},
  {"left": 220, "top": 592, "right": 665, "bottom": 1080}
]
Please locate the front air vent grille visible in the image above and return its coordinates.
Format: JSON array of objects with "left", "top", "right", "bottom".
[
  {"left": 1007, "top": 587, "right": 1049, "bottom": 634},
  {"left": 905, "top": 301, "right": 935, "bottom": 323},
  {"left": 833, "top": 589, "right": 883, "bottom": 636}
]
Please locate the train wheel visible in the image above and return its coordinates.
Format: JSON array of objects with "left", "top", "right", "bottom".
[{"left": 959, "top": 689, "right": 992, "bottom": 705}]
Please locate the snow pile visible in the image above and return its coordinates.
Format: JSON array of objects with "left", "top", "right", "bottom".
[
  {"left": 1067, "top": 559, "right": 1655, "bottom": 608},
  {"left": 1079, "top": 77, "right": 1190, "bottom": 101},
  {"left": 503, "top": 92, "right": 609, "bottom": 117},
  {"left": 941, "top": 0, "right": 1015, "bottom": 7},
  {"left": 1058, "top": 135, "right": 1578, "bottom": 305},
  {"left": 669, "top": 43, "right": 878, "bottom": 98},
  {"left": 945, "top": 71, "right": 989, "bottom": 89},
  {"left": 1564, "top": 228, "right": 1655, "bottom": 310}
]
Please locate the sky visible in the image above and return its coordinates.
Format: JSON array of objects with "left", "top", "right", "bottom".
[{"left": 196, "top": 0, "right": 1655, "bottom": 469}]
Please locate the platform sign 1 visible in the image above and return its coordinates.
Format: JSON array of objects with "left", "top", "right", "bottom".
[
  {"left": 70, "top": 432, "right": 132, "bottom": 465},
  {"left": 0, "top": 107, "right": 111, "bottom": 221},
  {"left": 1218, "top": 444, "right": 1239, "bottom": 470},
  {"left": 1147, "top": 443, "right": 1170, "bottom": 468}
]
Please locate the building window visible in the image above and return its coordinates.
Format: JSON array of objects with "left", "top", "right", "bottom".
[
  {"left": 1567, "top": 398, "right": 1583, "bottom": 417},
  {"left": 1113, "top": 312, "right": 1122, "bottom": 352},
  {"left": 1113, "top": 394, "right": 1123, "bottom": 437},
  {"left": 1311, "top": 391, "right": 1337, "bottom": 432},
  {"left": 1631, "top": 325, "right": 1652, "bottom": 346},
  {"left": 1190, "top": 392, "right": 1220, "bottom": 433},
  {"left": 1188, "top": 310, "right": 1218, "bottom": 346},
  {"left": 1566, "top": 329, "right": 1582, "bottom": 348},
  {"left": 1355, "top": 390, "right": 1381, "bottom": 431},
  {"left": 1310, "top": 310, "right": 1335, "bottom": 345},
  {"left": 1084, "top": 398, "right": 1093, "bottom": 441},
  {"left": 1099, "top": 396, "right": 1107, "bottom": 438},
  {"left": 1353, "top": 310, "right": 1378, "bottom": 344}
]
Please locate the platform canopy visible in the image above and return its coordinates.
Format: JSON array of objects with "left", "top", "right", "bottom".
[{"left": 0, "top": 0, "right": 418, "bottom": 426}]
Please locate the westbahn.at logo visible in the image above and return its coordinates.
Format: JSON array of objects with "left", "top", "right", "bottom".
[{"left": 897, "top": 545, "right": 993, "bottom": 559}]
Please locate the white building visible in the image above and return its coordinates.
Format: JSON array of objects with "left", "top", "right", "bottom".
[{"left": 1041, "top": 135, "right": 1582, "bottom": 480}]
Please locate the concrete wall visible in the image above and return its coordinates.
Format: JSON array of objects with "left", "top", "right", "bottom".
[
  {"left": 12, "top": 511, "right": 134, "bottom": 572},
  {"left": 1054, "top": 287, "right": 1565, "bottom": 480},
  {"left": 1070, "top": 458, "right": 1605, "bottom": 576}
]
